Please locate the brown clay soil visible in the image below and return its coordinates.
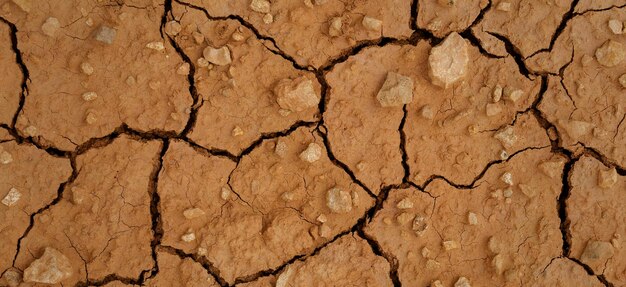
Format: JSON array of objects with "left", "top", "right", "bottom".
[{"left": 0, "top": 0, "right": 625, "bottom": 286}]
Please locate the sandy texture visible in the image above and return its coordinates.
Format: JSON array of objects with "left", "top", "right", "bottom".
[{"left": 1, "top": 0, "right": 624, "bottom": 286}]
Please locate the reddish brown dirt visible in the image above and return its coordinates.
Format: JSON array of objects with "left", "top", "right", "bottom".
[{"left": 0, "top": 0, "right": 625, "bottom": 286}]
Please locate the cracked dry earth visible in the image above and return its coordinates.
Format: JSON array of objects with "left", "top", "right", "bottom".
[{"left": 1, "top": 0, "right": 626, "bottom": 287}]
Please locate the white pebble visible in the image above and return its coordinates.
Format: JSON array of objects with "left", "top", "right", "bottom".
[
  {"left": 362, "top": 16, "right": 382, "bottom": 32},
  {"left": 80, "top": 62, "right": 94, "bottom": 75},
  {"left": 203, "top": 46, "right": 232, "bottom": 66},
  {"left": 326, "top": 187, "right": 352, "bottom": 213},
  {"left": 299, "top": 143, "right": 322, "bottom": 163},
  {"left": 183, "top": 208, "right": 205, "bottom": 219},
  {"left": 608, "top": 19, "right": 623, "bottom": 35},
  {"left": 41, "top": 17, "right": 60, "bottom": 37},
  {"left": 468, "top": 212, "right": 478, "bottom": 225},
  {"left": 250, "top": 0, "right": 270, "bottom": 13},
  {"left": 1, "top": 188, "right": 21, "bottom": 207},
  {"left": 500, "top": 172, "right": 513, "bottom": 186},
  {"left": 376, "top": 72, "right": 414, "bottom": 107},
  {"left": 181, "top": 232, "right": 196, "bottom": 242},
  {"left": 0, "top": 151, "right": 13, "bottom": 164},
  {"left": 396, "top": 198, "right": 414, "bottom": 209},
  {"left": 146, "top": 41, "right": 165, "bottom": 51},
  {"left": 428, "top": 32, "right": 469, "bottom": 88},
  {"left": 81, "top": 91, "right": 97, "bottom": 101}
]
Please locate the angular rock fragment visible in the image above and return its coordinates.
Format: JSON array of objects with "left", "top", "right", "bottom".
[
  {"left": 299, "top": 142, "right": 322, "bottom": 163},
  {"left": 23, "top": 248, "right": 73, "bottom": 284},
  {"left": 1, "top": 187, "right": 21, "bottom": 207},
  {"left": 595, "top": 40, "right": 625, "bottom": 67},
  {"left": 94, "top": 26, "right": 116, "bottom": 44},
  {"left": 598, "top": 167, "right": 618, "bottom": 189},
  {"left": 249, "top": 0, "right": 270, "bottom": 13},
  {"left": 274, "top": 76, "right": 320, "bottom": 112},
  {"left": 326, "top": 187, "right": 353, "bottom": 213},
  {"left": 608, "top": 19, "right": 623, "bottom": 35},
  {"left": 428, "top": 32, "right": 469, "bottom": 88},
  {"left": 41, "top": 17, "right": 60, "bottom": 37},
  {"left": 328, "top": 17, "right": 343, "bottom": 37},
  {"left": 376, "top": 72, "right": 414, "bottom": 107},
  {"left": 203, "top": 46, "right": 232, "bottom": 66},
  {"left": 362, "top": 16, "right": 382, "bottom": 32}
]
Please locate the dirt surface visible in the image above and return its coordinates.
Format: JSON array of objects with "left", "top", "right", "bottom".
[{"left": 0, "top": 0, "right": 625, "bottom": 286}]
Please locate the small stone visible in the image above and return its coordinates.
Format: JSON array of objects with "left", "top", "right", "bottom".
[
  {"left": 81, "top": 91, "right": 97, "bottom": 101},
  {"left": 2, "top": 188, "right": 21, "bottom": 207},
  {"left": 183, "top": 208, "right": 205, "bottom": 219},
  {"left": 362, "top": 16, "right": 382, "bottom": 32},
  {"left": 232, "top": 126, "right": 244, "bottom": 137},
  {"left": 69, "top": 187, "right": 84, "bottom": 205},
  {"left": 468, "top": 212, "right": 478, "bottom": 225},
  {"left": 608, "top": 19, "right": 623, "bottom": 35},
  {"left": 326, "top": 187, "right": 352, "bottom": 213},
  {"left": 488, "top": 236, "right": 500, "bottom": 253},
  {"left": 443, "top": 240, "right": 460, "bottom": 251},
  {"left": 503, "top": 87, "right": 523, "bottom": 102},
  {"left": 376, "top": 72, "right": 414, "bottom": 107},
  {"left": 580, "top": 241, "right": 614, "bottom": 267},
  {"left": 275, "top": 140, "right": 288, "bottom": 157},
  {"left": 192, "top": 32, "right": 205, "bottom": 44},
  {"left": 23, "top": 247, "right": 72, "bottom": 284},
  {"left": 316, "top": 214, "right": 327, "bottom": 223},
  {"left": 421, "top": 105, "right": 434, "bottom": 119},
  {"left": 85, "top": 18, "right": 93, "bottom": 26},
  {"left": 396, "top": 212, "right": 414, "bottom": 225},
  {"left": 146, "top": 41, "right": 165, "bottom": 51},
  {"left": 319, "top": 224, "right": 332, "bottom": 238},
  {"left": 492, "top": 254, "right": 505, "bottom": 275},
  {"left": 164, "top": 21, "right": 182, "bottom": 36},
  {"left": 595, "top": 40, "right": 625, "bottom": 67},
  {"left": 220, "top": 187, "right": 231, "bottom": 200},
  {"left": 85, "top": 112, "right": 97, "bottom": 125},
  {"left": 250, "top": 0, "right": 270, "bottom": 13},
  {"left": 41, "top": 17, "right": 60, "bottom": 37},
  {"left": 126, "top": 76, "right": 136, "bottom": 86},
  {"left": 598, "top": 168, "right": 618, "bottom": 189},
  {"left": 486, "top": 103, "right": 502, "bottom": 116},
  {"left": 0, "top": 150, "right": 13, "bottom": 164},
  {"left": 619, "top": 74, "right": 626, "bottom": 88},
  {"left": 425, "top": 259, "right": 440, "bottom": 270},
  {"left": 431, "top": 280, "right": 444, "bottom": 287},
  {"left": 232, "top": 32, "right": 245, "bottom": 41},
  {"left": 177, "top": 63, "right": 190, "bottom": 75},
  {"left": 494, "top": 126, "right": 517, "bottom": 147},
  {"left": 281, "top": 191, "right": 294, "bottom": 201},
  {"left": 263, "top": 13, "right": 273, "bottom": 24},
  {"left": 421, "top": 247, "right": 431, "bottom": 258},
  {"left": 491, "top": 189, "right": 503, "bottom": 200},
  {"left": 396, "top": 198, "right": 414, "bottom": 209},
  {"left": 496, "top": 2, "right": 512, "bottom": 11},
  {"left": 299, "top": 143, "right": 322, "bottom": 163},
  {"left": 454, "top": 277, "right": 471, "bottom": 287},
  {"left": 412, "top": 215, "right": 428, "bottom": 235},
  {"left": 24, "top": 125, "right": 38, "bottom": 137},
  {"left": 94, "top": 26, "right": 116, "bottom": 44},
  {"left": 499, "top": 150, "right": 509, "bottom": 160},
  {"left": 80, "top": 62, "right": 94, "bottom": 75},
  {"left": 1, "top": 268, "right": 21, "bottom": 287},
  {"left": 197, "top": 57, "right": 209, "bottom": 68},
  {"left": 203, "top": 46, "right": 232, "bottom": 66},
  {"left": 503, "top": 188, "right": 513, "bottom": 198},
  {"left": 274, "top": 76, "right": 320, "bottom": 112},
  {"left": 328, "top": 17, "right": 343, "bottom": 37},
  {"left": 428, "top": 32, "right": 470, "bottom": 88},
  {"left": 492, "top": 85, "right": 503, "bottom": 102},
  {"left": 500, "top": 172, "right": 513, "bottom": 185},
  {"left": 181, "top": 232, "right": 196, "bottom": 242},
  {"left": 275, "top": 267, "right": 293, "bottom": 287}
]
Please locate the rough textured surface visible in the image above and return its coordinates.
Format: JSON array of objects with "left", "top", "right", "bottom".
[
  {"left": 536, "top": 8, "right": 626, "bottom": 166},
  {"left": 159, "top": 128, "right": 373, "bottom": 284},
  {"left": 3, "top": 0, "right": 191, "bottom": 151},
  {"left": 272, "top": 235, "right": 393, "bottom": 286},
  {"left": 180, "top": 0, "right": 413, "bottom": 68},
  {"left": 477, "top": 0, "right": 573, "bottom": 57},
  {"left": 171, "top": 4, "right": 320, "bottom": 155},
  {"left": 13, "top": 135, "right": 160, "bottom": 285},
  {"left": 417, "top": 0, "right": 488, "bottom": 37},
  {"left": 0, "top": 141, "right": 72, "bottom": 273},
  {"left": 365, "top": 149, "right": 565, "bottom": 286},
  {"left": 1, "top": 0, "right": 624, "bottom": 286},
  {"left": 569, "top": 156, "right": 626, "bottom": 285}
]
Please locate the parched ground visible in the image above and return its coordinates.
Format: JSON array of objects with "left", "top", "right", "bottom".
[{"left": 0, "top": 0, "right": 625, "bottom": 286}]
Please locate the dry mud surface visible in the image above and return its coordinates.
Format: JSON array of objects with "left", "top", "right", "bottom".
[{"left": 0, "top": 0, "right": 625, "bottom": 286}]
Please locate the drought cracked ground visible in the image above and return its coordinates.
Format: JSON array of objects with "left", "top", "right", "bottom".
[{"left": 0, "top": 0, "right": 625, "bottom": 286}]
